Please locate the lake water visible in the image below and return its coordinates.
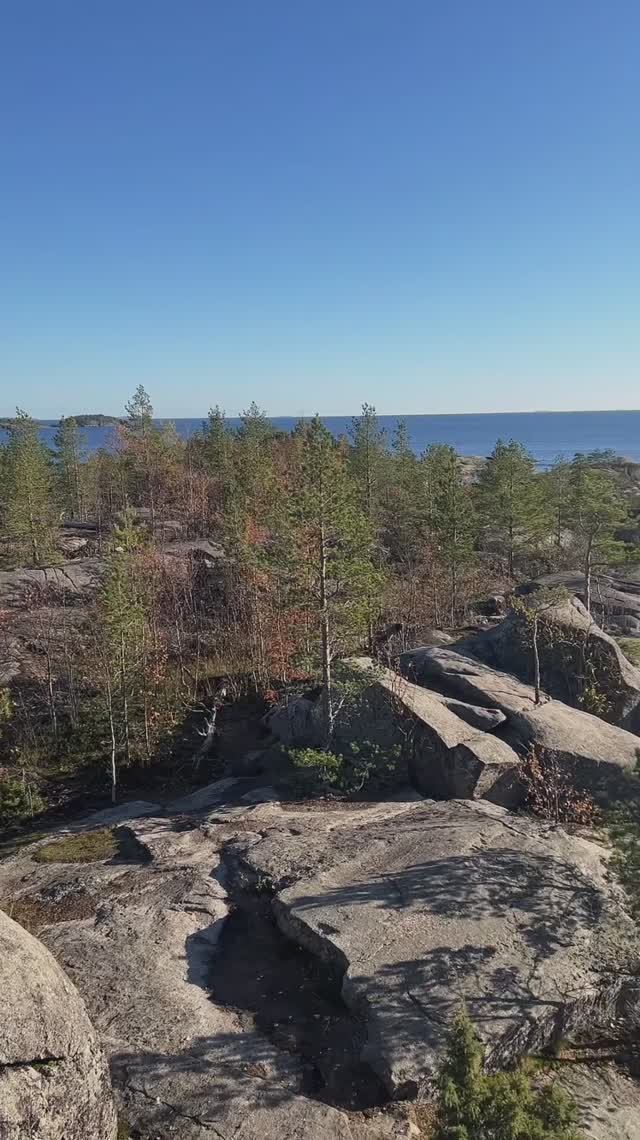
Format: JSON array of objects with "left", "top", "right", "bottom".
[{"left": 5, "top": 409, "right": 640, "bottom": 467}]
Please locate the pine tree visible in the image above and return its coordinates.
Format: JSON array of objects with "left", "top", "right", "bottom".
[
  {"left": 422, "top": 445, "right": 476, "bottom": 624},
  {"left": 567, "top": 459, "right": 628, "bottom": 614},
  {"left": 383, "top": 419, "right": 424, "bottom": 564},
  {"left": 543, "top": 459, "right": 572, "bottom": 562},
  {"left": 125, "top": 384, "right": 154, "bottom": 436},
  {"left": 349, "top": 403, "right": 387, "bottom": 523},
  {"left": 238, "top": 401, "right": 273, "bottom": 444},
  {"left": 119, "top": 385, "right": 179, "bottom": 529},
  {"left": 435, "top": 1008, "right": 485, "bottom": 1140},
  {"left": 202, "top": 405, "right": 232, "bottom": 478},
  {"left": 435, "top": 1008, "right": 581, "bottom": 1140},
  {"left": 291, "top": 416, "right": 382, "bottom": 741},
  {"left": 54, "top": 415, "right": 87, "bottom": 520},
  {"left": 476, "top": 439, "right": 549, "bottom": 577},
  {"left": 1, "top": 409, "right": 59, "bottom": 567}
]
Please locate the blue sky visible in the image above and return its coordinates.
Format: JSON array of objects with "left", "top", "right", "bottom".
[{"left": 1, "top": 0, "right": 639, "bottom": 417}]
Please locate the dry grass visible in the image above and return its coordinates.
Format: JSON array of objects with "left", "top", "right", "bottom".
[{"left": 618, "top": 637, "right": 640, "bottom": 667}]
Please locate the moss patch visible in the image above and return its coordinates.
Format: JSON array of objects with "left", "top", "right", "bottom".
[
  {"left": 32, "top": 827, "right": 119, "bottom": 864},
  {"left": 618, "top": 637, "right": 640, "bottom": 666}
]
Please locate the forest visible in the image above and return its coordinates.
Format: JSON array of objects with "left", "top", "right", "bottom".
[{"left": 0, "top": 386, "right": 636, "bottom": 822}]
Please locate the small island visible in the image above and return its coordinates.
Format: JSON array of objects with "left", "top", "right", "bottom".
[
  {"left": 64, "top": 414, "right": 122, "bottom": 428},
  {"left": 1, "top": 414, "right": 122, "bottom": 431}
]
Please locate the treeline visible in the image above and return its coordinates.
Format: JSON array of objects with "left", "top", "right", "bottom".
[{"left": 0, "top": 387, "right": 634, "bottom": 807}]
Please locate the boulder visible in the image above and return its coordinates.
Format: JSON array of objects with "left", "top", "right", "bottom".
[
  {"left": 0, "top": 802, "right": 411, "bottom": 1139},
  {"left": 466, "top": 595, "right": 640, "bottom": 732},
  {"left": 0, "top": 908, "right": 117, "bottom": 1139},
  {"left": 0, "top": 558, "right": 103, "bottom": 608},
  {"left": 400, "top": 646, "right": 640, "bottom": 799},
  {"left": 521, "top": 570, "right": 640, "bottom": 640},
  {"left": 263, "top": 694, "right": 317, "bottom": 746},
  {"left": 345, "top": 659, "right": 521, "bottom": 806},
  {"left": 412, "top": 628, "right": 454, "bottom": 648},
  {"left": 230, "top": 797, "right": 640, "bottom": 1098},
  {"left": 265, "top": 660, "right": 520, "bottom": 806},
  {"left": 428, "top": 691, "right": 506, "bottom": 731}
]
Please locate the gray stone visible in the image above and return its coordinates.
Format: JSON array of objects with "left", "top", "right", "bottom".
[
  {"left": 1, "top": 807, "right": 412, "bottom": 1139},
  {"left": 414, "top": 629, "right": 454, "bottom": 647},
  {"left": 0, "top": 559, "right": 104, "bottom": 608},
  {"left": 400, "top": 646, "right": 640, "bottom": 799},
  {"left": 4, "top": 791, "right": 640, "bottom": 1132},
  {"left": 559, "top": 1064, "right": 640, "bottom": 1140},
  {"left": 343, "top": 659, "right": 521, "bottom": 806},
  {"left": 232, "top": 798, "right": 640, "bottom": 1098},
  {"left": 65, "top": 800, "right": 161, "bottom": 829},
  {"left": 466, "top": 595, "right": 640, "bottom": 732},
  {"left": 264, "top": 695, "right": 316, "bottom": 746},
  {"left": 167, "top": 776, "right": 243, "bottom": 813},
  {"left": 0, "top": 909, "right": 117, "bottom": 1139},
  {"left": 521, "top": 570, "right": 640, "bottom": 639},
  {"left": 428, "top": 691, "right": 506, "bottom": 731}
]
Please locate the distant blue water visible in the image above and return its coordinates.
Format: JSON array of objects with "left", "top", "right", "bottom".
[{"left": 3, "top": 410, "right": 640, "bottom": 467}]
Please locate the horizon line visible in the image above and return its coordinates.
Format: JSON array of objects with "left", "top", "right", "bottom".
[{"left": 6, "top": 406, "right": 640, "bottom": 422}]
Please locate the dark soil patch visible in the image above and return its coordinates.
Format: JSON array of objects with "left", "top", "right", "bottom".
[
  {"left": 281, "top": 798, "right": 375, "bottom": 813},
  {"left": 1, "top": 888, "right": 96, "bottom": 934},
  {"left": 208, "top": 889, "right": 386, "bottom": 1112}
]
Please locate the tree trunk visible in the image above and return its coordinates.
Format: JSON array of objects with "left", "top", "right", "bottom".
[
  {"left": 532, "top": 614, "right": 541, "bottom": 704},
  {"left": 584, "top": 538, "right": 593, "bottom": 615},
  {"left": 106, "top": 680, "right": 117, "bottom": 804},
  {"left": 319, "top": 518, "right": 332, "bottom": 744},
  {"left": 45, "top": 647, "right": 58, "bottom": 742},
  {"left": 120, "top": 633, "right": 131, "bottom": 766}
]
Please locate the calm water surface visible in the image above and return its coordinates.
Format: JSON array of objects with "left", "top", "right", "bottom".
[{"left": 4, "top": 410, "right": 640, "bottom": 467}]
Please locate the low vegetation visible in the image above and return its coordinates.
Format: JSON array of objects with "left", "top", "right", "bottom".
[
  {"left": 32, "top": 827, "right": 119, "bottom": 864},
  {"left": 618, "top": 637, "right": 640, "bottom": 667},
  {"left": 434, "top": 1009, "right": 581, "bottom": 1139},
  {"left": 289, "top": 739, "right": 401, "bottom": 796},
  {"left": 520, "top": 746, "right": 598, "bottom": 826},
  {"left": 0, "top": 776, "right": 45, "bottom": 829},
  {"left": 606, "top": 797, "right": 640, "bottom": 919}
]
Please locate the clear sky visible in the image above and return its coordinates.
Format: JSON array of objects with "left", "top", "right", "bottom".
[{"left": 1, "top": 0, "right": 639, "bottom": 418}]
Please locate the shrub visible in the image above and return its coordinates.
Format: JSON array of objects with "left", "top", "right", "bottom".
[
  {"left": 606, "top": 798, "right": 640, "bottom": 920},
  {"left": 435, "top": 1008, "right": 581, "bottom": 1140},
  {"left": 520, "top": 746, "right": 597, "bottom": 826},
  {"left": 289, "top": 748, "right": 344, "bottom": 793},
  {"left": 0, "top": 777, "right": 45, "bottom": 829},
  {"left": 289, "top": 739, "right": 401, "bottom": 795}
]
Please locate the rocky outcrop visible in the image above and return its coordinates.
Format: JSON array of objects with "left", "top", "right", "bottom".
[
  {"left": 266, "top": 659, "right": 521, "bottom": 807},
  {"left": 0, "top": 796, "right": 413, "bottom": 1139},
  {"left": 466, "top": 595, "right": 640, "bottom": 732},
  {"left": 230, "top": 796, "right": 640, "bottom": 1097},
  {"left": 401, "top": 646, "right": 640, "bottom": 799},
  {"left": 2, "top": 788, "right": 640, "bottom": 1129},
  {"left": 0, "top": 559, "right": 104, "bottom": 607},
  {"left": 521, "top": 570, "right": 640, "bottom": 637},
  {"left": 0, "top": 908, "right": 117, "bottom": 1140}
]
